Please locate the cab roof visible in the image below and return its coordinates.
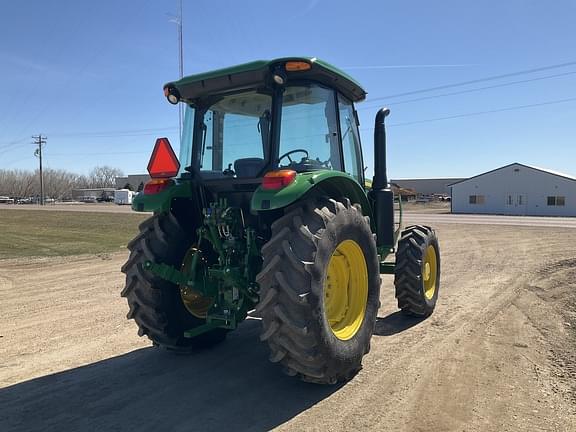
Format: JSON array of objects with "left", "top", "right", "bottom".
[{"left": 164, "top": 57, "right": 367, "bottom": 103}]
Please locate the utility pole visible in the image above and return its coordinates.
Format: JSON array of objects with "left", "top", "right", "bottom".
[{"left": 32, "top": 134, "right": 46, "bottom": 205}]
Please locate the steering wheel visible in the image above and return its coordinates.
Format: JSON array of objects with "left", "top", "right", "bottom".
[{"left": 278, "top": 149, "right": 309, "bottom": 166}]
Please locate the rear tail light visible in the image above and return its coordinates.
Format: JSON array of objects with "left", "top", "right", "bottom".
[
  {"left": 262, "top": 170, "right": 297, "bottom": 190},
  {"left": 143, "top": 178, "right": 174, "bottom": 195}
]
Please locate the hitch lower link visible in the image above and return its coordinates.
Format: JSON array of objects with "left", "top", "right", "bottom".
[
  {"left": 143, "top": 260, "right": 194, "bottom": 286},
  {"left": 143, "top": 260, "right": 238, "bottom": 338}
]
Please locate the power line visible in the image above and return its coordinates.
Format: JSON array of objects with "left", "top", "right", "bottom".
[
  {"left": 0, "top": 137, "right": 30, "bottom": 152},
  {"left": 0, "top": 128, "right": 177, "bottom": 159},
  {"left": 48, "top": 151, "right": 146, "bottom": 156},
  {"left": 3, "top": 66, "right": 576, "bottom": 163},
  {"left": 367, "top": 60, "right": 576, "bottom": 102},
  {"left": 1, "top": 155, "right": 32, "bottom": 167},
  {"left": 33, "top": 97, "right": 576, "bottom": 155},
  {"left": 2, "top": 61, "right": 574, "bottom": 145},
  {"left": 47, "top": 126, "right": 177, "bottom": 138},
  {"left": 358, "top": 96, "right": 576, "bottom": 130},
  {"left": 358, "top": 70, "right": 576, "bottom": 111},
  {"left": 3, "top": 97, "right": 576, "bottom": 169}
]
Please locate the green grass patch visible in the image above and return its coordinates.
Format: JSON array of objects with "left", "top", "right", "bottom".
[{"left": 0, "top": 209, "right": 149, "bottom": 259}]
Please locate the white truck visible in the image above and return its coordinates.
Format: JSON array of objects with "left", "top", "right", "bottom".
[{"left": 114, "top": 189, "right": 135, "bottom": 205}]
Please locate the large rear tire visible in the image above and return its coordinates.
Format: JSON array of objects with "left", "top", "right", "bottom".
[
  {"left": 121, "top": 212, "right": 227, "bottom": 352},
  {"left": 394, "top": 225, "right": 440, "bottom": 317},
  {"left": 256, "top": 198, "right": 380, "bottom": 384}
]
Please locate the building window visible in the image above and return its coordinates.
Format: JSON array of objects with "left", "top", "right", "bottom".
[
  {"left": 469, "top": 195, "right": 485, "bottom": 205},
  {"left": 547, "top": 196, "right": 565, "bottom": 206}
]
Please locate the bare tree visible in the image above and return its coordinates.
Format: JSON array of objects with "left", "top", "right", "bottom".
[
  {"left": 0, "top": 165, "right": 124, "bottom": 199},
  {"left": 43, "top": 169, "right": 84, "bottom": 199},
  {"left": 88, "top": 166, "right": 124, "bottom": 188},
  {"left": 0, "top": 169, "right": 35, "bottom": 198}
]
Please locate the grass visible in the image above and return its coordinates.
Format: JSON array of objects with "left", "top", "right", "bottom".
[{"left": 0, "top": 209, "right": 149, "bottom": 259}]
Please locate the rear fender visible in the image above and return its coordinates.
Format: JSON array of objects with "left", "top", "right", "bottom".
[
  {"left": 250, "top": 171, "right": 374, "bottom": 230},
  {"left": 131, "top": 180, "right": 192, "bottom": 213}
]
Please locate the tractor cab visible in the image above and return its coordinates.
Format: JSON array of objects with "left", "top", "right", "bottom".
[{"left": 168, "top": 58, "right": 367, "bottom": 184}]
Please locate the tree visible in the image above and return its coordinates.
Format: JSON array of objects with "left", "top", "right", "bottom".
[
  {"left": 88, "top": 166, "right": 123, "bottom": 188},
  {"left": 123, "top": 183, "right": 133, "bottom": 191},
  {"left": 43, "top": 168, "right": 82, "bottom": 199},
  {"left": 0, "top": 165, "right": 124, "bottom": 199},
  {"left": 0, "top": 169, "right": 35, "bottom": 198}
]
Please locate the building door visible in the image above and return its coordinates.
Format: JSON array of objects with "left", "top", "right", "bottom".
[{"left": 506, "top": 193, "right": 527, "bottom": 215}]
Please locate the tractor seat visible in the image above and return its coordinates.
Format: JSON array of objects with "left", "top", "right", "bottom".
[{"left": 234, "top": 158, "right": 265, "bottom": 178}]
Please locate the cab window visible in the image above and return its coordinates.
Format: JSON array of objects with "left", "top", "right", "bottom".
[
  {"left": 198, "top": 90, "right": 272, "bottom": 178},
  {"left": 279, "top": 85, "right": 342, "bottom": 171},
  {"left": 338, "top": 94, "right": 363, "bottom": 183}
]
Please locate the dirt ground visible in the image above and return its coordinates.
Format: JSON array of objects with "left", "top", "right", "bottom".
[{"left": 0, "top": 223, "right": 575, "bottom": 431}]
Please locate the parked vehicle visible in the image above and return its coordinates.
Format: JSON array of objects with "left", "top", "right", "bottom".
[{"left": 114, "top": 189, "right": 135, "bottom": 205}]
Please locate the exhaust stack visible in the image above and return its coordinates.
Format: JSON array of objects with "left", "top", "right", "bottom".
[
  {"left": 372, "top": 108, "right": 390, "bottom": 190},
  {"left": 371, "top": 108, "right": 395, "bottom": 248}
]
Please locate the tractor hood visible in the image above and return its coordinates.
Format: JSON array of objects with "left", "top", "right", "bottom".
[{"left": 163, "top": 57, "right": 367, "bottom": 103}]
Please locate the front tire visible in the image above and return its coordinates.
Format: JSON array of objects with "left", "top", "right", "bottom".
[
  {"left": 256, "top": 198, "right": 380, "bottom": 384},
  {"left": 394, "top": 225, "right": 440, "bottom": 317},
  {"left": 121, "top": 212, "right": 227, "bottom": 352}
]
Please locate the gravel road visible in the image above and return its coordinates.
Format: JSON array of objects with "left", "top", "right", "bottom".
[
  {"left": 404, "top": 213, "right": 576, "bottom": 229},
  {"left": 0, "top": 222, "right": 575, "bottom": 431}
]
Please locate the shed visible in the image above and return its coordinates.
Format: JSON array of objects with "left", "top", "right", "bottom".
[{"left": 450, "top": 163, "right": 576, "bottom": 216}]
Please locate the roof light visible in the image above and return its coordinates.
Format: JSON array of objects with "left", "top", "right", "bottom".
[
  {"left": 164, "top": 86, "right": 181, "bottom": 104},
  {"left": 262, "top": 170, "right": 297, "bottom": 190},
  {"left": 273, "top": 73, "right": 286, "bottom": 85},
  {"left": 285, "top": 61, "right": 311, "bottom": 72},
  {"left": 147, "top": 137, "right": 180, "bottom": 178},
  {"left": 271, "top": 65, "right": 288, "bottom": 86}
]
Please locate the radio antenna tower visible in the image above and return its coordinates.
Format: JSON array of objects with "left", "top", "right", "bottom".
[{"left": 169, "top": 0, "right": 184, "bottom": 143}]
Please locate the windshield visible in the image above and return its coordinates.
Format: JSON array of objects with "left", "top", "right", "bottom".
[
  {"left": 190, "top": 85, "right": 344, "bottom": 179},
  {"left": 278, "top": 84, "right": 342, "bottom": 172},
  {"left": 198, "top": 90, "right": 272, "bottom": 179}
]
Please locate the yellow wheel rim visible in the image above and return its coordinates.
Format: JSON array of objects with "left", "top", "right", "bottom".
[
  {"left": 179, "top": 248, "right": 214, "bottom": 318},
  {"left": 324, "top": 239, "right": 368, "bottom": 341},
  {"left": 423, "top": 245, "right": 438, "bottom": 300}
]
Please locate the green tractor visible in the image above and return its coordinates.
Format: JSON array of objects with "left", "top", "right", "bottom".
[{"left": 121, "top": 57, "right": 440, "bottom": 384}]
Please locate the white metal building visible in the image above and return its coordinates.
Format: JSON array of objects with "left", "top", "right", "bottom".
[{"left": 450, "top": 163, "right": 576, "bottom": 216}]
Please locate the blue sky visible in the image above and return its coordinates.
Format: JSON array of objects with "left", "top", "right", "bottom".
[{"left": 0, "top": 0, "right": 575, "bottom": 179}]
